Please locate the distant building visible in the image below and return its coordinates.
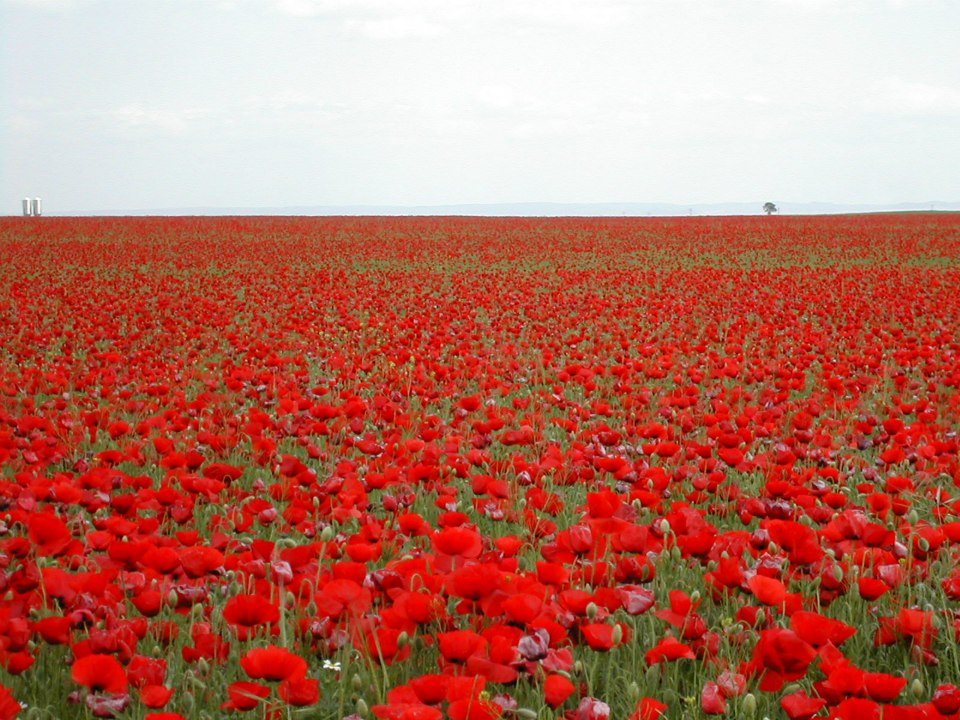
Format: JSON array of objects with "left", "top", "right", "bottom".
[{"left": 22, "top": 197, "right": 42, "bottom": 216}]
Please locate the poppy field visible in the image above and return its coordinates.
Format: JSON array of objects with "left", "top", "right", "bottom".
[{"left": 2, "top": 213, "right": 960, "bottom": 720}]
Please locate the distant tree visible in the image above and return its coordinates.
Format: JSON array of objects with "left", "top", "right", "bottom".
[{"left": 763, "top": 202, "right": 778, "bottom": 215}]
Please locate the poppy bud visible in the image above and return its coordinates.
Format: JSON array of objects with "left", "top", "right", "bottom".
[
  {"left": 628, "top": 682, "right": 641, "bottom": 701},
  {"left": 911, "top": 679, "right": 925, "bottom": 699},
  {"left": 659, "top": 519, "right": 671, "bottom": 535},
  {"left": 166, "top": 589, "right": 179, "bottom": 607},
  {"left": 586, "top": 602, "right": 599, "bottom": 620},
  {"left": 516, "top": 710, "right": 538, "bottom": 720},
  {"left": 832, "top": 564, "right": 844, "bottom": 584},
  {"left": 768, "top": 541, "right": 779, "bottom": 554},
  {"left": 645, "top": 664, "right": 661, "bottom": 685},
  {"left": 742, "top": 693, "right": 757, "bottom": 717},
  {"left": 352, "top": 674, "right": 364, "bottom": 691},
  {"left": 197, "top": 658, "right": 210, "bottom": 675},
  {"left": 356, "top": 698, "right": 369, "bottom": 718},
  {"left": 671, "top": 545, "right": 682, "bottom": 561},
  {"left": 397, "top": 631, "right": 409, "bottom": 648},
  {"left": 919, "top": 536, "right": 930, "bottom": 552},
  {"left": 611, "top": 624, "right": 623, "bottom": 645},
  {"left": 573, "top": 660, "right": 584, "bottom": 677},
  {"left": 907, "top": 509, "right": 919, "bottom": 525},
  {"left": 320, "top": 525, "right": 335, "bottom": 541}
]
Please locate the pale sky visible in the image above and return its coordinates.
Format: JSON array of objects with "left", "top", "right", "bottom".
[{"left": 2, "top": 0, "right": 959, "bottom": 213}]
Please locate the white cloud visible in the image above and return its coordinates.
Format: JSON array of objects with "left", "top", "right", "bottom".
[
  {"left": 474, "top": 85, "right": 516, "bottom": 110},
  {"left": 111, "top": 105, "right": 209, "bottom": 134},
  {"left": 344, "top": 16, "right": 445, "bottom": 39},
  {"left": 867, "top": 77, "right": 960, "bottom": 115}
]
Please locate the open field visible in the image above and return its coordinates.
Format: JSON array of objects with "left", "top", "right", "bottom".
[{"left": 1, "top": 214, "right": 960, "bottom": 719}]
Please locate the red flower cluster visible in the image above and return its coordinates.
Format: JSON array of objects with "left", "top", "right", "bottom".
[{"left": 1, "top": 215, "right": 960, "bottom": 718}]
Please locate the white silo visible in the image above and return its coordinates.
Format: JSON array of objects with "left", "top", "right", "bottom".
[
  {"left": 31, "top": 198, "right": 42, "bottom": 216},
  {"left": 22, "top": 198, "right": 32, "bottom": 216}
]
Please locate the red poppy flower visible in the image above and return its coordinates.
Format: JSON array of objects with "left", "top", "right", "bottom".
[
  {"left": 223, "top": 594, "right": 279, "bottom": 637},
  {"left": 645, "top": 636, "right": 695, "bottom": 665},
  {"left": 32, "top": 616, "right": 72, "bottom": 645},
  {"left": 933, "top": 684, "right": 960, "bottom": 715},
  {"left": 140, "top": 685, "right": 175, "bottom": 709},
  {"left": 700, "top": 682, "right": 726, "bottom": 715},
  {"left": 0, "top": 685, "right": 20, "bottom": 720},
  {"left": 544, "top": 674, "right": 575, "bottom": 708},
  {"left": 629, "top": 697, "right": 668, "bottom": 720},
  {"left": 71, "top": 654, "right": 128, "bottom": 694},
  {"left": 432, "top": 526, "right": 483, "bottom": 558},
  {"left": 241, "top": 646, "right": 308, "bottom": 682},
  {"left": 780, "top": 690, "right": 827, "bottom": 720},
  {"left": 372, "top": 703, "right": 443, "bottom": 720},
  {"left": 790, "top": 610, "right": 856, "bottom": 647},
  {"left": 408, "top": 674, "right": 450, "bottom": 705},
  {"left": 438, "top": 630, "right": 486, "bottom": 663},
  {"left": 28, "top": 513, "right": 73, "bottom": 557},
  {"left": 581, "top": 623, "right": 622, "bottom": 651},
  {"left": 220, "top": 681, "right": 271, "bottom": 711},
  {"left": 447, "top": 694, "right": 503, "bottom": 720},
  {"left": 747, "top": 574, "right": 787, "bottom": 606},
  {"left": 744, "top": 628, "right": 816, "bottom": 691},
  {"left": 126, "top": 655, "right": 167, "bottom": 688},
  {"left": 279, "top": 675, "right": 320, "bottom": 706}
]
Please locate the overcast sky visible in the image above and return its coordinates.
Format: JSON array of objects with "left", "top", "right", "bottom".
[{"left": 2, "top": 0, "right": 959, "bottom": 213}]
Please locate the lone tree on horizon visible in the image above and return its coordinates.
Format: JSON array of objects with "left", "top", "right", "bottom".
[{"left": 763, "top": 202, "right": 778, "bottom": 215}]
